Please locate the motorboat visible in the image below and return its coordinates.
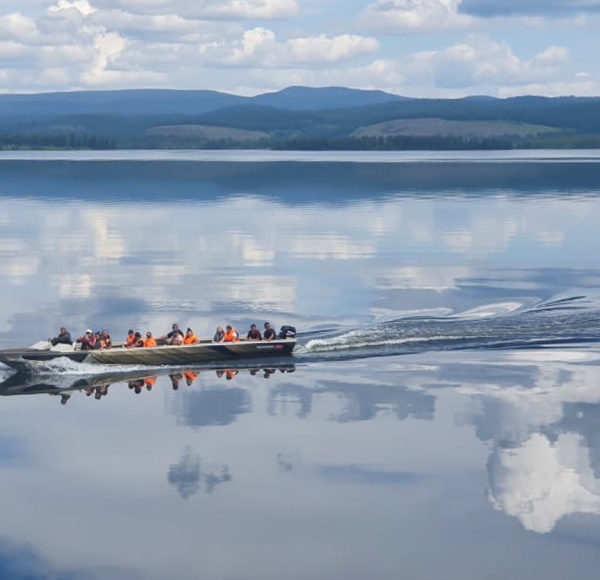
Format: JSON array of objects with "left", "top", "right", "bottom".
[{"left": 0, "top": 336, "right": 296, "bottom": 373}]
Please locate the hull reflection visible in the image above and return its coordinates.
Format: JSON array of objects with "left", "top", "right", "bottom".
[{"left": 0, "top": 363, "right": 296, "bottom": 399}]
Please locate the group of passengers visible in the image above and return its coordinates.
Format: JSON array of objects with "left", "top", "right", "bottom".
[
  {"left": 213, "top": 321, "right": 276, "bottom": 343},
  {"left": 50, "top": 320, "right": 278, "bottom": 351},
  {"left": 123, "top": 324, "right": 200, "bottom": 349},
  {"left": 50, "top": 327, "right": 112, "bottom": 351}
]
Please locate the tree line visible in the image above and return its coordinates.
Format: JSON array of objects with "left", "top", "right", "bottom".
[{"left": 2, "top": 131, "right": 600, "bottom": 151}]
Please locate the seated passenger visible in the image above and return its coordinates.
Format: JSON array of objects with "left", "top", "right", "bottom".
[
  {"left": 263, "top": 322, "right": 276, "bottom": 341},
  {"left": 77, "top": 329, "right": 98, "bottom": 350},
  {"left": 159, "top": 323, "right": 184, "bottom": 345},
  {"left": 143, "top": 331, "right": 157, "bottom": 348},
  {"left": 125, "top": 329, "right": 137, "bottom": 348},
  {"left": 184, "top": 328, "right": 200, "bottom": 345},
  {"left": 50, "top": 326, "right": 72, "bottom": 346},
  {"left": 246, "top": 324, "right": 262, "bottom": 341},
  {"left": 126, "top": 331, "right": 143, "bottom": 348},
  {"left": 213, "top": 326, "right": 225, "bottom": 343},
  {"left": 223, "top": 325, "right": 239, "bottom": 342},
  {"left": 98, "top": 329, "right": 112, "bottom": 349}
]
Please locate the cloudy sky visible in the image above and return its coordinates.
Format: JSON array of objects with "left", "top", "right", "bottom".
[{"left": 1, "top": 0, "right": 600, "bottom": 97}]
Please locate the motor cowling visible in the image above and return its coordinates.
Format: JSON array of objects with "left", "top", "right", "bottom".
[{"left": 278, "top": 325, "right": 296, "bottom": 339}]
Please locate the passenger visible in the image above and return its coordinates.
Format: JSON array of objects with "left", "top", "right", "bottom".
[
  {"left": 184, "top": 328, "right": 200, "bottom": 345},
  {"left": 246, "top": 323, "right": 262, "bottom": 341},
  {"left": 225, "top": 369, "right": 238, "bottom": 380},
  {"left": 145, "top": 376, "right": 156, "bottom": 391},
  {"left": 50, "top": 327, "right": 72, "bottom": 346},
  {"left": 263, "top": 322, "right": 276, "bottom": 341},
  {"left": 213, "top": 326, "right": 225, "bottom": 343},
  {"left": 125, "top": 329, "right": 137, "bottom": 348},
  {"left": 143, "top": 331, "right": 157, "bottom": 348},
  {"left": 98, "top": 329, "right": 112, "bottom": 349},
  {"left": 126, "top": 331, "right": 143, "bottom": 348},
  {"left": 159, "top": 323, "right": 184, "bottom": 346},
  {"left": 223, "top": 325, "right": 239, "bottom": 342},
  {"left": 78, "top": 329, "right": 98, "bottom": 350}
]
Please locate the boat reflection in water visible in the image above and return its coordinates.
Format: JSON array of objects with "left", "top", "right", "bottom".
[{"left": 0, "top": 363, "right": 296, "bottom": 403}]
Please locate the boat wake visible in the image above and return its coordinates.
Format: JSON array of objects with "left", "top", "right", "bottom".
[{"left": 298, "top": 295, "right": 600, "bottom": 362}]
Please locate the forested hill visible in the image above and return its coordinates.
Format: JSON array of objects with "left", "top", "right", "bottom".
[{"left": 1, "top": 87, "right": 600, "bottom": 150}]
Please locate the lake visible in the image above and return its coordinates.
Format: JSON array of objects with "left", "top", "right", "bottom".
[{"left": 1, "top": 150, "right": 600, "bottom": 579}]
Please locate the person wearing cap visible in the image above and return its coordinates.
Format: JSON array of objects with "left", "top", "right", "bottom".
[
  {"left": 246, "top": 324, "right": 262, "bottom": 341},
  {"left": 78, "top": 329, "right": 98, "bottom": 350},
  {"left": 263, "top": 322, "right": 276, "bottom": 341},
  {"left": 184, "top": 328, "right": 200, "bottom": 345}
]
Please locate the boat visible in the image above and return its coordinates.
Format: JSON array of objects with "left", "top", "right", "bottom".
[{"left": 0, "top": 336, "right": 296, "bottom": 373}]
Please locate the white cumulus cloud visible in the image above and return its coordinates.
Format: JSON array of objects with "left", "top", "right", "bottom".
[
  {"left": 287, "top": 34, "right": 380, "bottom": 63},
  {"left": 362, "top": 0, "right": 474, "bottom": 31},
  {"left": 89, "top": 0, "right": 299, "bottom": 19}
]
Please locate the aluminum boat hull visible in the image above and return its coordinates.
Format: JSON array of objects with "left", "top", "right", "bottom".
[{"left": 0, "top": 339, "right": 296, "bottom": 372}]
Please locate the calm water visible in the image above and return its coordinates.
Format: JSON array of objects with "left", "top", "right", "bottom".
[{"left": 1, "top": 150, "right": 600, "bottom": 579}]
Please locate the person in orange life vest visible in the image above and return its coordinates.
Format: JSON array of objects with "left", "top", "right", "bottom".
[
  {"left": 223, "top": 325, "right": 239, "bottom": 342},
  {"left": 126, "top": 331, "right": 143, "bottom": 348},
  {"left": 144, "top": 331, "right": 157, "bottom": 348},
  {"left": 125, "top": 329, "right": 137, "bottom": 348},
  {"left": 184, "top": 328, "right": 200, "bottom": 345},
  {"left": 145, "top": 376, "right": 156, "bottom": 391},
  {"left": 246, "top": 324, "right": 262, "bottom": 341},
  {"left": 184, "top": 371, "right": 199, "bottom": 386},
  {"left": 225, "top": 369, "right": 238, "bottom": 380}
]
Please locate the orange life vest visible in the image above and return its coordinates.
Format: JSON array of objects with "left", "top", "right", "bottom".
[
  {"left": 125, "top": 333, "right": 137, "bottom": 347},
  {"left": 144, "top": 337, "right": 157, "bottom": 348},
  {"left": 184, "top": 333, "right": 198, "bottom": 345},
  {"left": 223, "top": 328, "right": 239, "bottom": 342}
]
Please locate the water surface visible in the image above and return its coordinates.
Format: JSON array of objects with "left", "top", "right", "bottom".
[{"left": 1, "top": 151, "right": 600, "bottom": 579}]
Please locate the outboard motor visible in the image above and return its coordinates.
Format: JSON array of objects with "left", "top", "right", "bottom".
[{"left": 278, "top": 325, "right": 297, "bottom": 339}]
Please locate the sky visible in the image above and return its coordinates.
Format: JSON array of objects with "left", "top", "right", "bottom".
[{"left": 1, "top": 0, "right": 600, "bottom": 97}]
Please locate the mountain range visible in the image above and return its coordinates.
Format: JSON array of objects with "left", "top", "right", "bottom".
[{"left": 1, "top": 86, "right": 599, "bottom": 150}]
